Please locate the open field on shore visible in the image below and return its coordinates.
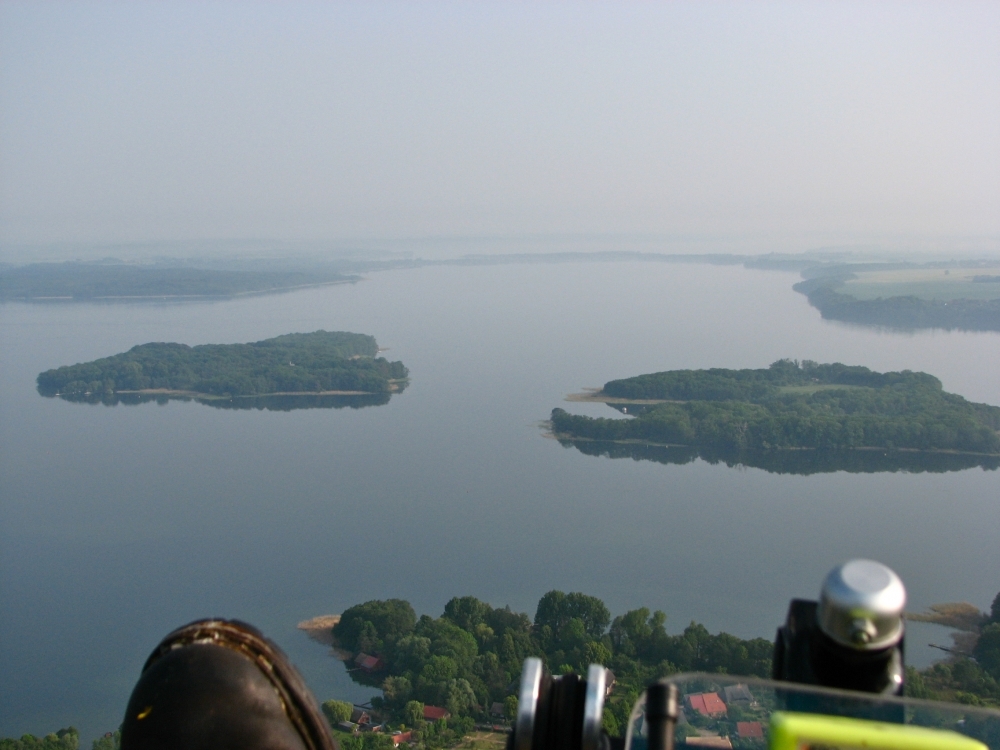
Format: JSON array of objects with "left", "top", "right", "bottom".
[
  {"left": 842, "top": 268, "right": 1000, "bottom": 301},
  {"left": 459, "top": 731, "right": 509, "bottom": 750},
  {"left": 776, "top": 384, "right": 868, "bottom": 395}
]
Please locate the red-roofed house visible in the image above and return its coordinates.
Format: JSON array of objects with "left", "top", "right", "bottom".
[
  {"left": 423, "top": 706, "right": 451, "bottom": 722},
  {"left": 702, "top": 693, "right": 726, "bottom": 716},
  {"left": 686, "top": 693, "right": 726, "bottom": 717},
  {"left": 736, "top": 722, "right": 763, "bottom": 739},
  {"left": 359, "top": 655, "right": 383, "bottom": 672},
  {"left": 687, "top": 694, "right": 707, "bottom": 715},
  {"left": 391, "top": 731, "right": 412, "bottom": 746}
]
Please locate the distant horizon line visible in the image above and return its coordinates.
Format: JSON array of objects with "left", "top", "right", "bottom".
[{"left": 3, "top": 230, "right": 999, "bottom": 251}]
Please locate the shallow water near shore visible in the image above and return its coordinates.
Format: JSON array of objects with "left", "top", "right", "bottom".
[{"left": 2, "top": 260, "right": 999, "bottom": 740}]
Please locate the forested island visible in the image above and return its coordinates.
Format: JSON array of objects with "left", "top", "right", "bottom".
[
  {"left": 0, "top": 262, "right": 357, "bottom": 300},
  {"left": 551, "top": 360, "right": 1000, "bottom": 463},
  {"left": 36, "top": 331, "right": 408, "bottom": 402}
]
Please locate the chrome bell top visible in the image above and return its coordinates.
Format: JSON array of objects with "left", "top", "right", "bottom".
[{"left": 817, "top": 559, "right": 906, "bottom": 651}]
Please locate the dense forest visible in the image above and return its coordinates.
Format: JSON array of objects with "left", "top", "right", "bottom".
[
  {"left": 552, "top": 360, "right": 1000, "bottom": 455},
  {"left": 0, "top": 263, "right": 356, "bottom": 300},
  {"left": 330, "top": 589, "right": 1000, "bottom": 740},
  {"left": 36, "top": 331, "right": 408, "bottom": 398},
  {"left": 332, "top": 592, "right": 774, "bottom": 737},
  {"left": 793, "top": 276, "right": 1000, "bottom": 332}
]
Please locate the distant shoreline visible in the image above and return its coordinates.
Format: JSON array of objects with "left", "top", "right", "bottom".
[{"left": 1, "top": 275, "right": 359, "bottom": 302}]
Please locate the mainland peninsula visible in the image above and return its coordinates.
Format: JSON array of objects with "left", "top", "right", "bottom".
[
  {"left": 551, "top": 359, "right": 1000, "bottom": 457},
  {"left": 37, "top": 331, "right": 408, "bottom": 401},
  {"left": 0, "top": 262, "right": 358, "bottom": 300},
  {"left": 793, "top": 265, "right": 1000, "bottom": 332}
]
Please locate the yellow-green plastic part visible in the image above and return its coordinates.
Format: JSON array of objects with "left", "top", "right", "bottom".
[{"left": 769, "top": 711, "right": 988, "bottom": 750}]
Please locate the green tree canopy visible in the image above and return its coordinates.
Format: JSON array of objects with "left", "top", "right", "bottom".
[
  {"left": 535, "top": 591, "right": 611, "bottom": 641},
  {"left": 0, "top": 728, "right": 79, "bottom": 750},
  {"left": 443, "top": 596, "right": 492, "bottom": 632},
  {"left": 403, "top": 700, "right": 425, "bottom": 728},
  {"left": 321, "top": 699, "right": 354, "bottom": 725},
  {"left": 975, "top": 623, "right": 1000, "bottom": 681},
  {"left": 333, "top": 599, "right": 417, "bottom": 654}
]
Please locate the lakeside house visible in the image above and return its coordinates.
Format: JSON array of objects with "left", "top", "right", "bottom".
[
  {"left": 423, "top": 705, "right": 451, "bottom": 722},
  {"left": 354, "top": 652, "right": 384, "bottom": 673},
  {"left": 722, "top": 684, "right": 754, "bottom": 707},
  {"left": 686, "top": 692, "right": 727, "bottom": 717},
  {"left": 736, "top": 722, "right": 763, "bottom": 739},
  {"left": 350, "top": 707, "right": 371, "bottom": 726}
]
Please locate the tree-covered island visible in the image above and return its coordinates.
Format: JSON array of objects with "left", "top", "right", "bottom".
[
  {"left": 36, "top": 331, "right": 408, "bottom": 400},
  {"left": 551, "top": 360, "right": 1000, "bottom": 456}
]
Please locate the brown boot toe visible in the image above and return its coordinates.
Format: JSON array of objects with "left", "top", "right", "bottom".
[{"left": 121, "top": 619, "right": 337, "bottom": 750}]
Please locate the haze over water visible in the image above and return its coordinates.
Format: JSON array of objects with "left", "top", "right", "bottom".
[
  {"left": 2, "top": 261, "right": 999, "bottom": 740},
  {"left": 3, "top": 0, "right": 1000, "bottom": 742}
]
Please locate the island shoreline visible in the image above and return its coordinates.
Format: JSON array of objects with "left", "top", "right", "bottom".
[
  {"left": 102, "top": 382, "right": 405, "bottom": 399},
  {"left": 545, "top": 425, "right": 1000, "bottom": 459}
]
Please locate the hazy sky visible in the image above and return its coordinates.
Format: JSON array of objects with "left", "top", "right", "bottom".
[{"left": 1, "top": 1, "right": 998, "bottom": 247}]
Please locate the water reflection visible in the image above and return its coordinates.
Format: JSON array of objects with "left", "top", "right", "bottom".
[
  {"left": 557, "top": 437, "right": 999, "bottom": 475},
  {"left": 41, "top": 389, "right": 401, "bottom": 411}
]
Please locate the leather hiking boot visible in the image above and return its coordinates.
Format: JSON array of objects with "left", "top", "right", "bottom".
[{"left": 121, "top": 619, "right": 338, "bottom": 750}]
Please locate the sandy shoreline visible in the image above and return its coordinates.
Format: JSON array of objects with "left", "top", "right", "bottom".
[
  {"left": 297, "top": 614, "right": 353, "bottom": 660},
  {"left": 297, "top": 614, "right": 341, "bottom": 644},
  {"left": 564, "top": 388, "right": 669, "bottom": 405}
]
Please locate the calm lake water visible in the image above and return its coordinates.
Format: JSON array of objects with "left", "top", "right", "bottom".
[{"left": 2, "top": 261, "right": 999, "bottom": 740}]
